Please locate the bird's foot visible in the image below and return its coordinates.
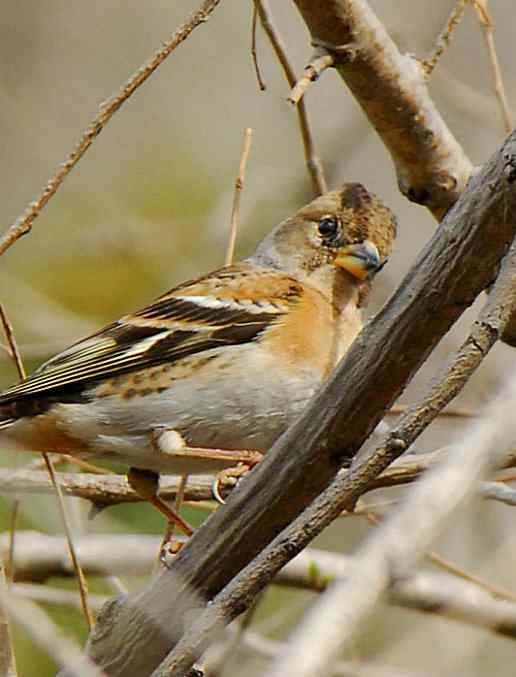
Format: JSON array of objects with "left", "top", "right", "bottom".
[{"left": 212, "top": 453, "right": 263, "bottom": 505}]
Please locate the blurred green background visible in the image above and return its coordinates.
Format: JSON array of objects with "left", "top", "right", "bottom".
[{"left": 2, "top": 2, "right": 516, "bottom": 675}]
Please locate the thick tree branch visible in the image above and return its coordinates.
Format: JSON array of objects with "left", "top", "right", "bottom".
[
  {"left": 292, "top": 0, "right": 473, "bottom": 217},
  {"left": 75, "top": 132, "right": 516, "bottom": 676}
]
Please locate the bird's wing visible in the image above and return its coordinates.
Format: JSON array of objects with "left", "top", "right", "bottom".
[{"left": 0, "top": 264, "right": 302, "bottom": 404}]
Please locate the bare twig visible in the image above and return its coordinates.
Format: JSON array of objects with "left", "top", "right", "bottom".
[
  {"left": 251, "top": 5, "right": 267, "bottom": 91},
  {"left": 422, "top": 0, "right": 469, "bottom": 76},
  {"left": 5, "top": 502, "right": 19, "bottom": 584},
  {"left": 0, "top": 304, "right": 95, "bottom": 629},
  {"left": 0, "top": 305, "right": 25, "bottom": 593},
  {"left": 292, "top": 0, "right": 472, "bottom": 216},
  {"left": 254, "top": 0, "right": 328, "bottom": 195},
  {"left": 366, "top": 512, "right": 516, "bottom": 603},
  {"left": 425, "top": 549, "right": 516, "bottom": 603},
  {"left": 288, "top": 51, "right": 334, "bottom": 105},
  {"left": 0, "top": 0, "right": 222, "bottom": 258},
  {"left": 225, "top": 128, "right": 253, "bottom": 266},
  {"left": 0, "top": 589, "right": 104, "bottom": 677},
  {"left": 42, "top": 456, "right": 95, "bottom": 630},
  {"left": 481, "top": 481, "right": 516, "bottom": 507},
  {"left": 0, "top": 305, "right": 25, "bottom": 379},
  {"left": 0, "top": 468, "right": 222, "bottom": 505},
  {"left": 386, "top": 403, "right": 475, "bottom": 419},
  {"left": 0, "top": 567, "right": 17, "bottom": 677},
  {"left": 472, "top": 0, "right": 513, "bottom": 133}
]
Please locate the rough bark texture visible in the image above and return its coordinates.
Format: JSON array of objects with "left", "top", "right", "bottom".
[
  {"left": 68, "top": 131, "right": 516, "bottom": 677},
  {"left": 292, "top": 0, "right": 473, "bottom": 217}
]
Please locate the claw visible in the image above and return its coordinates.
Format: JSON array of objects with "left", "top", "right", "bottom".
[{"left": 211, "top": 475, "right": 226, "bottom": 505}]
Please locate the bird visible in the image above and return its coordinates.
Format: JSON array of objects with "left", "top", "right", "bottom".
[{"left": 0, "top": 183, "right": 396, "bottom": 534}]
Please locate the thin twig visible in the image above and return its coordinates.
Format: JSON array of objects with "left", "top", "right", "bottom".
[
  {"left": 42, "top": 455, "right": 95, "bottom": 630},
  {"left": 0, "top": 589, "right": 104, "bottom": 677},
  {"left": 5, "top": 502, "right": 19, "bottom": 585},
  {"left": 288, "top": 52, "right": 335, "bottom": 105},
  {"left": 225, "top": 128, "right": 253, "bottom": 266},
  {"left": 0, "top": 0, "right": 222, "bottom": 258},
  {"left": 472, "top": 0, "right": 513, "bottom": 133},
  {"left": 387, "top": 403, "right": 475, "bottom": 419},
  {"left": 254, "top": 0, "right": 328, "bottom": 195},
  {"left": 251, "top": 5, "right": 267, "bottom": 91},
  {"left": 0, "top": 305, "right": 26, "bottom": 379},
  {"left": 426, "top": 549, "right": 516, "bottom": 603},
  {"left": 293, "top": 0, "right": 472, "bottom": 216},
  {"left": 422, "top": 0, "right": 469, "bottom": 76},
  {"left": 0, "top": 304, "right": 25, "bottom": 593},
  {"left": 0, "top": 304, "right": 94, "bottom": 629},
  {"left": 0, "top": 566, "right": 17, "bottom": 677},
  {"left": 366, "top": 512, "right": 516, "bottom": 603}
]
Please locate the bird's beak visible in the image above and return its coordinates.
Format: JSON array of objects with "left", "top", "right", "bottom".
[{"left": 334, "top": 240, "right": 381, "bottom": 280}]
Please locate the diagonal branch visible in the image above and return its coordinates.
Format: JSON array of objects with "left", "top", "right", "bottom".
[{"left": 78, "top": 132, "right": 516, "bottom": 676}]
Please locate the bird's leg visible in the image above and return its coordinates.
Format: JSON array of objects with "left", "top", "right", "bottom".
[
  {"left": 126, "top": 467, "right": 194, "bottom": 537},
  {"left": 151, "top": 428, "right": 263, "bottom": 468},
  {"left": 150, "top": 426, "right": 263, "bottom": 505}
]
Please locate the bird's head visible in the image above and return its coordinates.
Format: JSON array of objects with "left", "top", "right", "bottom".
[{"left": 251, "top": 183, "right": 397, "bottom": 295}]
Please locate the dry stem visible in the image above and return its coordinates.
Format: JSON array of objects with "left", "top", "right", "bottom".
[
  {"left": 473, "top": 0, "right": 513, "bottom": 133},
  {"left": 0, "top": 304, "right": 94, "bottom": 629},
  {"left": 254, "top": 0, "right": 328, "bottom": 195},
  {"left": 422, "top": 0, "right": 469, "bottom": 76},
  {"left": 288, "top": 52, "right": 335, "bottom": 105},
  {"left": 225, "top": 128, "right": 253, "bottom": 266},
  {"left": 251, "top": 5, "right": 267, "bottom": 91}
]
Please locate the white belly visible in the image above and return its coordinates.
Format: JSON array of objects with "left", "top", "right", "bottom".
[{"left": 49, "top": 344, "right": 323, "bottom": 474}]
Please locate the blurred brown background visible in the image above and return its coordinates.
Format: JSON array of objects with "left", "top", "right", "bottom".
[{"left": 1, "top": 2, "right": 516, "bottom": 675}]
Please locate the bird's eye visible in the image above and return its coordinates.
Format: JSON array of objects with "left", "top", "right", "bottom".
[{"left": 318, "top": 216, "right": 339, "bottom": 238}]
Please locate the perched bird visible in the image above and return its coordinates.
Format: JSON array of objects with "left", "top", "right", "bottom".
[{"left": 0, "top": 183, "right": 396, "bottom": 533}]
